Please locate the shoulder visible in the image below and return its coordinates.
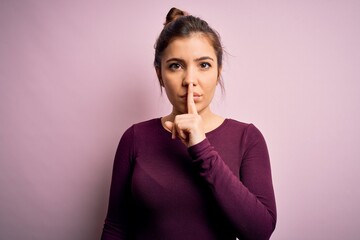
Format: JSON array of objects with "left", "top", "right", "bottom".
[
  {"left": 220, "top": 119, "right": 270, "bottom": 163},
  {"left": 133, "top": 118, "right": 160, "bottom": 127},
  {"left": 222, "top": 119, "right": 260, "bottom": 135},
  {"left": 223, "top": 119, "right": 267, "bottom": 145},
  {"left": 224, "top": 118, "right": 251, "bottom": 129},
  {"left": 117, "top": 118, "right": 161, "bottom": 155},
  {"left": 131, "top": 118, "right": 161, "bottom": 134},
  {"left": 120, "top": 118, "right": 162, "bottom": 142}
]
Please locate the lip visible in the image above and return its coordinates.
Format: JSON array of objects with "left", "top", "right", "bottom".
[
  {"left": 180, "top": 92, "right": 202, "bottom": 98},
  {"left": 180, "top": 93, "right": 202, "bottom": 103}
]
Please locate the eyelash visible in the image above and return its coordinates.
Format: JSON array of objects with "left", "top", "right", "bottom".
[
  {"left": 168, "top": 63, "right": 182, "bottom": 70},
  {"left": 200, "top": 62, "right": 211, "bottom": 69},
  {"left": 168, "top": 62, "right": 212, "bottom": 71}
]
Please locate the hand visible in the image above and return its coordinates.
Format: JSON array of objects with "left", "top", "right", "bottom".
[{"left": 164, "top": 83, "right": 206, "bottom": 147}]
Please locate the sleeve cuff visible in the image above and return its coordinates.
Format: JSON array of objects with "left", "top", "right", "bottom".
[{"left": 188, "top": 138, "right": 213, "bottom": 160}]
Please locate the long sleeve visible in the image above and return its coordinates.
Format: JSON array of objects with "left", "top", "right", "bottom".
[
  {"left": 101, "top": 126, "right": 135, "bottom": 240},
  {"left": 188, "top": 124, "right": 276, "bottom": 240},
  {"left": 101, "top": 119, "right": 276, "bottom": 240}
]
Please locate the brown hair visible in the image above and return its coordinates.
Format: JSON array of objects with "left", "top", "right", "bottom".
[{"left": 154, "top": 7, "right": 224, "bottom": 90}]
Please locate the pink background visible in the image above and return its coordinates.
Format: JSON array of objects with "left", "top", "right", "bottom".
[{"left": 1, "top": 1, "right": 360, "bottom": 239}]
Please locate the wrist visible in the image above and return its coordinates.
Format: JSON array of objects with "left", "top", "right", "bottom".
[{"left": 188, "top": 134, "right": 206, "bottom": 147}]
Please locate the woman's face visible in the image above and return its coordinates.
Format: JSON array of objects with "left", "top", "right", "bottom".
[{"left": 158, "top": 34, "right": 220, "bottom": 116}]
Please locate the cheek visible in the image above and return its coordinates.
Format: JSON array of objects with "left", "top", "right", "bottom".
[
  {"left": 163, "top": 78, "right": 176, "bottom": 91},
  {"left": 202, "top": 73, "right": 218, "bottom": 91},
  {"left": 163, "top": 80, "right": 179, "bottom": 102},
  {"left": 162, "top": 73, "right": 182, "bottom": 94}
]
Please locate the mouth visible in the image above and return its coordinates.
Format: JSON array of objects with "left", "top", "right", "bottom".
[
  {"left": 180, "top": 93, "right": 202, "bottom": 102},
  {"left": 180, "top": 92, "right": 202, "bottom": 98}
]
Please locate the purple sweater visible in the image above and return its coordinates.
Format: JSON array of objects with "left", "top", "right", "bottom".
[{"left": 101, "top": 118, "right": 276, "bottom": 240}]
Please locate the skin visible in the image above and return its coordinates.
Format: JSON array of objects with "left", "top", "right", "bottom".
[{"left": 157, "top": 33, "right": 225, "bottom": 147}]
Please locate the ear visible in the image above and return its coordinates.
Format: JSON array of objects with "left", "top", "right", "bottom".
[
  {"left": 156, "top": 67, "right": 164, "bottom": 87},
  {"left": 217, "top": 66, "right": 222, "bottom": 83}
]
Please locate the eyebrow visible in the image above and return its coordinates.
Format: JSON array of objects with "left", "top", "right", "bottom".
[
  {"left": 165, "top": 56, "right": 215, "bottom": 63},
  {"left": 194, "top": 56, "right": 214, "bottom": 62}
]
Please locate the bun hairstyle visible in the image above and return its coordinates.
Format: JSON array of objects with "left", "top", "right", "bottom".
[
  {"left": 164, "top": 7, "right": 188, "bottom": 26},
  {"left": 154, "top": 7, "right": 224, "bottom": 90}
]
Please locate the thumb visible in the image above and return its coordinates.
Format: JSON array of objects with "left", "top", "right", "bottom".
[
  {"left": 164, "top": 121, "right": 176, "bottom": 139},
  {"left": 164, "top": 120, "right": 174, "bottom": 131}
]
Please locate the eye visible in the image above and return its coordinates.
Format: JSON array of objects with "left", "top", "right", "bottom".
[
  {"left": 200, "top": 62, "right": 211, "bottom": 69},
  {"left": 168, "top": 63, "right": 182, "bottom": 71}
]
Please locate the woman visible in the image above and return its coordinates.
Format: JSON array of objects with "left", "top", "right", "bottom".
[{"left": 101, "top": 7, "right": 276, "bottom": 240}]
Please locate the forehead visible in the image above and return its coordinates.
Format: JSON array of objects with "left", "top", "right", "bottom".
[{"left": 162, "top": 34, "right": 217, "bottom": 60}]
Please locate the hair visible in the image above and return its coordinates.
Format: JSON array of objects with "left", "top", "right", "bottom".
[{"left": 154, "top": 7, "right": 224, "bottom": 91}]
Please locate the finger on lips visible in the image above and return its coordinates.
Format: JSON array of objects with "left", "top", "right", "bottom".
[
  {"left": 165, "top": 83, "right": 200, "bottom": 144},
  {"left": 187, "top": 83, "right": 198, "bottom": 115}
]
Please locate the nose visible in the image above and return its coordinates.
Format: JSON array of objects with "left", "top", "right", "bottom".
[{"left": 182, "top": 67, "right": 198, "bottom": 86}]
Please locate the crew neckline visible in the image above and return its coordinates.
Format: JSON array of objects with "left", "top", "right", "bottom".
[{"left": 158, "top": 117, "right": 229, "bottom": 137}]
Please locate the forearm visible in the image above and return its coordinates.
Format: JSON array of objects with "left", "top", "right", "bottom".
[{"left": 188, "top": 138, "right": 276, "bottom": 239}]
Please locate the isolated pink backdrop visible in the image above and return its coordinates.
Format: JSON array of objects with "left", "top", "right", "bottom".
[{"left": 1, "top": 1, "right": 360, "bottom": 239}]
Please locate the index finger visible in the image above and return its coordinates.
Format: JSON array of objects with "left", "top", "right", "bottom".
[{"left": 187, "top": 83, "right": 198, "bottom": 114}]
